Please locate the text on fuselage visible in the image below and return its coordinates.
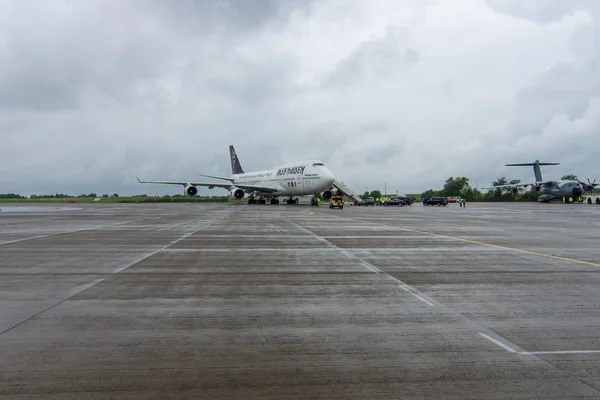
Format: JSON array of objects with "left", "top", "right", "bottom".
[{"left": 276, "top": 166, "right": 306, "bottom": 177}]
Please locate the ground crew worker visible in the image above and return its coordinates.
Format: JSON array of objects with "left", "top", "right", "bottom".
[
  {"left": 463, "top": 199, "right": 466, "bottom": 208},
  {"left": 562, "top": 196, "right": 565, "bottom": 203},
  {"left": 568, "top": 197, "right": 573, "bottom": 203},
  {"left": 316, "top": 197, "right": 321, "bottom": 206}
]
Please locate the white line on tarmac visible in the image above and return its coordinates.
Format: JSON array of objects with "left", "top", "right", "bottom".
[
  {"left": 478, "top": 332, "right": 519, "bottom": 354},
  {"left": 0, "top": 218, "right": 145, "bottom": 246},
  {"left": 480, "top": 333, "right": 600, "bottom": 356},
  {"left": 528, "top": 350, "right": 600, "bottom": 355},
  {"left": 0, "top": 214, "right": 231, "bottom": 338},
  {"left": 398, "top": 285, "right": 435, "bottom": 306},
  {"left": 282, "top": 215, "right": 436, "bottom": 307}
]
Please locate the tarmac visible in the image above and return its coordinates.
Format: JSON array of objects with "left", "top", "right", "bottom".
[{"left": 1, "top": 201, "right": 600, "bottom": 399}]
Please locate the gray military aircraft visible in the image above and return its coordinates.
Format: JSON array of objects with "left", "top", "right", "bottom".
[{"left": 487, "top": 160, "right": 598, "bottom": 202}]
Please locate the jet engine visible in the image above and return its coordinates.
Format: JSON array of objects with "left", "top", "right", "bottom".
[
  {"left": 321, "top": 190, "right": 333, "bottom": 200},
  {"left": 185, "top": 185, "right": 198, "bottom": 196},
  {"left": 229, "top": 188, "right": 245, "bottom": 200}
]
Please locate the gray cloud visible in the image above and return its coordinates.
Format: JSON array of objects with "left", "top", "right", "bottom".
[
  {"left": 483, "top": 0, "right": 600, "bottom": 179},
  {"left": 324, "top": 26, "right": 418, "bottom": 88},
  {"left": 485, "top": 0, "right": 586, "bottom": 23}
]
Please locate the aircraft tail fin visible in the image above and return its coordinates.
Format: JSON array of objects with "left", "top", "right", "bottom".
[
  {"left": 229, "top": 145, "right": 245, "bottom": 175},
  {"left": 505, "top": 160, "right": 560, "bottom": 182}
]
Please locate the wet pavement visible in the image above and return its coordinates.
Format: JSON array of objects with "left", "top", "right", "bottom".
[{"left": 1, "top": 201, "right": 600, "bottom": 399}]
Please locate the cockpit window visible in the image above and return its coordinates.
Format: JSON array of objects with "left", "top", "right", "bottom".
[{"left": 312, "top": 162, "right": 324, "bottom": 166}]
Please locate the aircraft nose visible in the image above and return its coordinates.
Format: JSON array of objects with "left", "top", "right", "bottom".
[{"left": 573, "top": 186, "right": 583, "bottom": 196}]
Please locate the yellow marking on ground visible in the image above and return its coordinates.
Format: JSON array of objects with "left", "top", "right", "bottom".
[{"left": 327, "top": 213, "right": 600, "bottom": 268}]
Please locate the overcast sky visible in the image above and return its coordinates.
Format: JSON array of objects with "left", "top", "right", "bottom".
[{"left": 1, "top": 0, "right": 598, "bottom": 196}]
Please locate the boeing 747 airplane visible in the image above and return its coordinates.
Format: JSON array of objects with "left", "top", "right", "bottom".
[{"left": 137, "top": 145, "right": 359, "bottom": 204}]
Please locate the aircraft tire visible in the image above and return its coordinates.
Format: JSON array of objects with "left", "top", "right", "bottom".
[
  {"left": 596, "top": 198, "right": 600, "bottom": 205},
  {"left": 588, "top": 198, "right": 592, "bottom": 204}
]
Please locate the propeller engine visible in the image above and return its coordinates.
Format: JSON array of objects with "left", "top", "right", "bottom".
[
  {"left": 531, "top": 184, "right": 541, "bottom": 192},
  {"left": 572, "top": 186, "right": 583, "bottom": 197},
  {"left": 580, "top": 178, "right": 598, "bottom": 193},
  {"left": 184, "top": 185, "right": 198, "bottom": 196},
  {"left": 229, "top": 188, "right": 245, "bottom": 200}
]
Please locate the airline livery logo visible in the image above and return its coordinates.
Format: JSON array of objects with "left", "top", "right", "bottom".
[{"left": 276, "top": 165, "right": 305, "bottom": 176}]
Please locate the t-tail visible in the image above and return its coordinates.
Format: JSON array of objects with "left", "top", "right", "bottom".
[
  {"left": 229, "top": 145, "right": 245, "bottom": 175},
  {"left": 505, "top": 160, "right": 560, "bottom": 183}
]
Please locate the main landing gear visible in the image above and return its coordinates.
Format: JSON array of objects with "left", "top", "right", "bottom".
[
  {"left": 247, "top": 195, "right": 266, "bottom": 205},
  {"left": 248, "top": 195, "right": 279, "bottom": 205},
  {"left": 246, "top": 195, "right": 297, "bottom": 205}
]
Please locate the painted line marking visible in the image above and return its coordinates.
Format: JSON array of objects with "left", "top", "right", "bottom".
[
  {"left": 282, "top": 213, "right": 436, "bottom": 307},
  {"left": 398, "top": 285, "right": 435, "bottom": 306},
  {"left": 0, "top": 213, "right": 232, "bottom": 338},
  {"left": 421, "top": 232, "right": 600, "bottom": 268},
  {"left": 479, "top": 333, "right": 518, "bottom": 354},
  {"left": 481, "top": 333, "right": 600, "bottom": 356},
  {"left": 327, "top": 213, "right": 600, "bottom": 268},
  {"left": 528, "top": 350, "right": 600, "bottom": 355},
  {"left": 0, "top": 219, "right": 144, "bottom": 246}
]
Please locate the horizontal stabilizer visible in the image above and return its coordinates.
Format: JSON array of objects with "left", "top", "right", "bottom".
[
  {"left": 505, "top": 162, "right": 560, "bottom": 166},
  {"left": 505, "top": 160, "right": 559, "bottom": 182}
]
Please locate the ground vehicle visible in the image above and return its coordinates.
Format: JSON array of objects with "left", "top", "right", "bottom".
[
  {"left": 383, "top": 197, "right": 407, "bottom": 206},
  {"left": 329, "top": 195, "right": 344, "bottom": 209},
  {"left": 447, "top": 196, "right": 462, "bottom": 203},
  {"left": 423, "top": 197, "right": 448, "bottom": 206},
  {"left": 355, "top": 197, "right": 375, "bottom": 206},
  {"left": 396, "top": 196, "right": 414, "bottom": 205}
]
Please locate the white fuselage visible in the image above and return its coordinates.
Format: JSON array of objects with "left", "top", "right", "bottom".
[{"left": 232, "top": 160, "right": 335, "bottom": 197}]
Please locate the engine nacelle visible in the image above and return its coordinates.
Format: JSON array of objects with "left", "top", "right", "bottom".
[
  {"left": 321, "top": 190, "right": 333, "bottom": 200},
  {"left": 185, "top": 185, "right": 198, "bottom": 196},
  {"left": 229, "top": 188, "right": 245, "bottom": 200}
]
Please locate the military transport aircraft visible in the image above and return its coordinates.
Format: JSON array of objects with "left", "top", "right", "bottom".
[
  {"left": 137, "top": 145, "right": 360, "bottom": 204},
  {"left": 486, "top": 160, "right": 598, "bottom": 202}
]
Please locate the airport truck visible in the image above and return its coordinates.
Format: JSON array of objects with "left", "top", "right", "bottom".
[{"left": 329, "top": 195, "right": 344, "bottom": 209}]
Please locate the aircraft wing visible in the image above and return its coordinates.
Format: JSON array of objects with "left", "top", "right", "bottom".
[
  {"left": 481, "top": 183, "right": 534, "bottom": 190},
  {"left": 332, "top": 180, "right": 362, "bottom": 203},
  {"left": 137, "top": 178, "right": 279, "bottom": 193},
  {"left": 136, "top": 177, "right": 232, "bottom": 189}
]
